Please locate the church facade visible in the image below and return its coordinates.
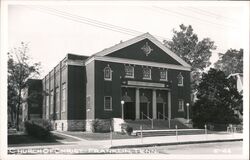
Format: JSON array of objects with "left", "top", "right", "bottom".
[{"left": 27, "top": 33, "right": 192, "bottom": 131}]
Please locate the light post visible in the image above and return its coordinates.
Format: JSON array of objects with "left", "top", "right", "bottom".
[
  {"left": 121, "top": 100, "right": 125, "bottom": 120},
  {"left": 186, "top": 103, "right": 190, "bottom": 123}
]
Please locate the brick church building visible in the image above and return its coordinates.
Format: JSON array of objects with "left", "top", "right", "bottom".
[{"left": 24, "top": 33, "right": 192, "bottom": 131}]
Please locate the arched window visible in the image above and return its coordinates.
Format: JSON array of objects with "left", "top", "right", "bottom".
[
  {"left": 103, "top": 65, "right": 112, "bottom": 81},
  {"left": 143, "top": 67, "right": 151, "bottom": 80},
  {"left": 125, "top": 65, "right": 134, "bottom": 78},
  {"left": 177, "top": 72, "right": 184, "bottom": 86}
]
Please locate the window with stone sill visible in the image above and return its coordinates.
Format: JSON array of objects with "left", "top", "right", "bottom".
[
  {"left": 177, "top": 72, "right": 184, "bottom": 86},
  {"left": 178, "top": 99, "right": 184, "bottom": 112},
  {"left": 104, "top": 96, "right": 112, "bottom": 111},
  {"left": 103, "top": 65, "right": 112, "bottom": 81},
  {"left": 125, "top": 65, "right": 134, "bottom": 78},
  {"left": 143, "top": 67, "right": 151, "bottom": 80}
]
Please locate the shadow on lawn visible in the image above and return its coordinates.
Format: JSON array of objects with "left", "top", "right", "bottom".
[{"left": 8, "top": 133, "right": 65, "bottom": 145}]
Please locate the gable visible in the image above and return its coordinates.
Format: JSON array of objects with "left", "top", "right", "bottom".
[
  {"left": 86, "top": 33, "right": 191, "bottom": 69},
  {"left": 106, "top": 38, "right": 181, "bottom": 65}
]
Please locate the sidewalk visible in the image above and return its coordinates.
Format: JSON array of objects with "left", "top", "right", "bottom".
[
  {"left": 107, "top": 132, "right": 243, "bottom": 149},
  {"left": 8, "top": 132, "right": 243, "bottom": 150}
]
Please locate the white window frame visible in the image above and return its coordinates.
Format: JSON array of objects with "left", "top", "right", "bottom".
[
  {"left": 177, "top": 72, "right": 184, "bottom": 86},
  {"left": 178, "top": 99, "right": 184, "bottom": 112},
  {"left": 124, "top": 65, "right": 134, "bottom": 78},
  {"left": 143, "top": 67, "right": 151, "bottom": 80},
  {"left": 160, "top": 69, "right": 168, "bottom": 81},
  {"left": 104, "top": 96, "right": 112, "bottom": 111},
  {"left": 103, "top": 65, "right": 112, "bottom": 81}
]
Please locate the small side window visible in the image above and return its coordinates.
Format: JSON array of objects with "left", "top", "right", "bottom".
[
  {"left": 178, "top": 99, "right": 184, "bottom": 112},
  {"left": 104, "top": 96, "right": 112, "bottom": 111}
]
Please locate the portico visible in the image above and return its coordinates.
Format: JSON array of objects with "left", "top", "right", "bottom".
[{"left": 121, "top": 80, "right": 171, "bottom": 121}]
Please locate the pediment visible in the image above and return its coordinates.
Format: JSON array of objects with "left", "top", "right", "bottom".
[{"left": 92, "top": 33, "right": 191, "bottom": 68}]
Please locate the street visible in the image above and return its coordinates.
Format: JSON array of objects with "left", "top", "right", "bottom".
[{"left": 134, "top": 141, "right": 243, "bottom": 154}]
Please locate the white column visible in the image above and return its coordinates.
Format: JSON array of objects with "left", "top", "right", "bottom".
[
  {"left": 152, "top": 90, "right": 157, "bottom": 119},
  {"left": 135, "top": 88, "right": 140, "bottom": 119},
  {"left": 168, "top": 91, "right": 171, "bottom": 120}
]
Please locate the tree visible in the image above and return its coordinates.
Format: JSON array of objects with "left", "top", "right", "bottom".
[
  {"left": 164, "top": 24, "right": 216, "bottom": 90},
  {"left": 192, "top": 68, "right": 242, "bottom": 129},
  {"left": 214, "top": 49, "right": 243, "bottom": 76},
  {"left": 8, "top": 42, "right": 41, "bottom": 131}
]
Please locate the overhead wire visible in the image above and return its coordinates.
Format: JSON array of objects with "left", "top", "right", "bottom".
[
  {"left": 25, "top": 5, "right": 170, "bottom": 42},
  {"left": 151, "top": 6, "right": 239, "bottom": 30}
]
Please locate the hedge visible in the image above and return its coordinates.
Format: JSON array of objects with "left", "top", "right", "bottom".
[
  {"left": 91, "top": 119, "right": 112, "bottom": 133},
  {"left": 24, "top": 121, "right": 54, "bottom": 141}
]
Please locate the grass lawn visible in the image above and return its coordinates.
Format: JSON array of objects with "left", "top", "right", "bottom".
[
  {"left": 8, "top": 132, "right": 78, "bottom": 146},
  {"left": 64, "top": 131, "right": 139, "bottom": 141}
]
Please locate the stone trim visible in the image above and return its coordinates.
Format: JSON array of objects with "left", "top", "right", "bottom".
[{"left": 53, "top": 120, "right": 85, "bottom": 131}]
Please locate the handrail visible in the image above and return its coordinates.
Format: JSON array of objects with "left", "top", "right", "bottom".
[
  {"left": 158, "top": 112, "right": 167, "bottom": 120},
  {"left": 157, "top": 112, "right": 171, "bottom": 128},
  {"left": 141, "top": 112, "right": 153, "bottom": 129}
]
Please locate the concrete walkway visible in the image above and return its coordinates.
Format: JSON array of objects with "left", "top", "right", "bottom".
[
  {"left": 107, "top": 132, "right": 243, "bottom": 149},
  {"left": 8, "top": 132, "right": 243, "bottom": 150}
]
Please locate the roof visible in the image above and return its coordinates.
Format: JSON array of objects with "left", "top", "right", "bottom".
[{"left": 85, "top": 33, "right": 191, "bottom": 68}]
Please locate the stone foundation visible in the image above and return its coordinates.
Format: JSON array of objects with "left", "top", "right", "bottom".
[
  {"left": 53, "top": 120, "right": 85, "bottom": 131},
  {"left": 85, "top": 119, "right": 113, "bottom": 132}
]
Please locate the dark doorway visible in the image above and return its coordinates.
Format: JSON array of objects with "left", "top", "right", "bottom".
[
  {"left": 124, "top": 102, "right": 135, "bottom": 120},
  {"left": 140, "top": 103, "right": 148, "bottom": 119},
  {"left": 157, "top": 103, "right": 164, "bottom": 119}
]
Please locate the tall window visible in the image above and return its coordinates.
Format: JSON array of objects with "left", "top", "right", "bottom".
[
  {"left": 104, "top": 65, "right": 112, "bottom": 81},
  {"left": 125, "top": 65, "right": 134, "bottom": 78},
  {"left": 143, "top": 67, "right": 151, "bottom": 79},
  {"left": 55, "top": 88, "right": 60, "bottom": 113},
  {"left": 178, "top": 99, "right": 184, "bottom": 112},
  {"left": 50, "top": 90, "right": 54, "bottom": 114},
  {"left": 104, "top": 96, "right": 112, "bottom": 111},
  {"left": 160, "top": 69, "right": 168, "bottom": 81},
  {"left": 46, "top": 95, "right": 49, "bottom": 118},
  {"left": 61, "top": 84, "right": 66, "bottom": 112},
  {"left": 177, "top": 72, "right": 184, "bottom": 86}
]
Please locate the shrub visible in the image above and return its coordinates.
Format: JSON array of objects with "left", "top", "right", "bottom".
[
  {"left": 30, "top": 119, "right": 53, "bottom": 131},
  {"left": 91, "top": 119, "right": 112, "bottom": 133},
  {"left": 126, "top": 126, "right": 133, "bottom": 135},
  {"left": 121, "top": 123, "right": 133, "bottom": 135},
  {"left": 24, "top": 121, "right": 54, "bottom": 141}
]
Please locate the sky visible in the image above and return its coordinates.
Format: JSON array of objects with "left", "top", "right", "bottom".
[{"left": 8, "top": 1, "right": 249, "bottom": 77}]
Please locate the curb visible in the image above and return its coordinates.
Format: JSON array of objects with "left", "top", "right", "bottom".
[{"left": 109, "top": 138, "right": 243, "bottom": 149}]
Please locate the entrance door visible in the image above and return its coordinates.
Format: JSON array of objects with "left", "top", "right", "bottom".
[
  {"left": 124, "top": 102, "right": 135, "bottom": 120},
  {"left": 140, "top": 103, "right": 148, "bottom": 119},
  {"left": 157, "top": 103, "right": 164, "bottom": 119}
]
